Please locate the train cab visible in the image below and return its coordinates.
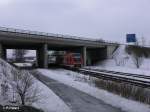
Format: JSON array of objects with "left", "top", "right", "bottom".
[{"left": 63, "top": 53, "right": 83, "bottom": 67}]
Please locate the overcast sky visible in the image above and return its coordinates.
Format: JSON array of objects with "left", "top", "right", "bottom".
[{"left": 0, "top": 0, "right": 150, "bottom": 42}]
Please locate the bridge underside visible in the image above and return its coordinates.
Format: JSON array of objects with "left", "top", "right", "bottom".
[
  {"left": 0, "top": 27, "right": 119, "bottom": 68},
  {"left": 0, "top": 42, "right": 107, "bottom": 68}
]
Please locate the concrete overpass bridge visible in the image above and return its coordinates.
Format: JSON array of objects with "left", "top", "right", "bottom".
[{"left": 0, "top": 27, "right": 119, "bottom": 68}]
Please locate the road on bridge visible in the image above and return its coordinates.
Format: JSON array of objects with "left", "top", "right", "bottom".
[{"left": 32, "top": 71, "right": 124, "bottom": 112}]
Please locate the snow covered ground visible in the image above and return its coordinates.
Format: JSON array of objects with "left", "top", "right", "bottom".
[
  {"left": 37, "top": 69, "right": 150, "bottom": 112},
  {"left": 88, "top": 45, "right": 150, "bottom": 76},
  {"left": 33, "top": 78, "right": 71, "bottom": 112},
  {"left": 0, "top": 58, "right": 71, "bottom": 112},
  {"left": 14, "top": 62, "right": 33, "bottom": 67},
  {"left": 0, "top": 59, "right": 16, "bottom": 105}
]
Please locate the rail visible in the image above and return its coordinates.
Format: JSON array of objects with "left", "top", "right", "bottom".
[{"left": 70, "top": 67, "right": 150, "bottom": 88}]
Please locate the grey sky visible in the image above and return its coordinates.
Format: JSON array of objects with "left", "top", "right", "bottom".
[{"left": 0, "top": 0, "right": 150, "bottom": 42}]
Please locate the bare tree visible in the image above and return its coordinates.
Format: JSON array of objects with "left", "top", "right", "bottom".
[
  {"left": 128, "top": 38, "right": 144, "bottom": 68},
  {"left": 141, "top": 36, "right": 146, "bottom": 46},
  {"left": 11, "top": 70, "right": 40, "bottom": 105},
  {"left": 125, "top": 39, "right": 143, "bottom": 69},
  {"left": 132, "top": 53, "right": 143, "bottom": 68},
  {"left": 1, "top": 80, "right": 9, "bottom": 99},
  {"left": 13, "top": 49, "right": 28, "bottom": 62}
]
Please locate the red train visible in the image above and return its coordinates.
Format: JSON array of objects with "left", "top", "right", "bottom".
[{"left": 56, "top": 52, "right": 83, "bottom": 67}]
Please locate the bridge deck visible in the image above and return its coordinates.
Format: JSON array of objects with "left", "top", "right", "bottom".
[{"left": 0, "top": 27, "right": 117, "bottom": 49}]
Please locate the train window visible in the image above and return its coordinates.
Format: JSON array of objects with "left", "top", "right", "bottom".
[
  {"left": 74, "top": 58, "right": 81, "bottom": 62},
  {"left": 73, "top": 53, "right": 81, "bottom": 58}
]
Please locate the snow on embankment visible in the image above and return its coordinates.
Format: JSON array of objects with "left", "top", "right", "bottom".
[
  {"left": 0, "top": 58, "right": 16, "bottom": 79},
  {"left": 0, "top": 59, "right": 71, "bottom": 112},
  {"left": 0, "top": 58, "right": 16, "bottom": 105},
  {"left": 90, "top": 45, "right": 150, "bottom": 76},
  {"left": 38, "top": 69, "right": 150, "bottom": 112},
  {"left": 96, "top": 45, "right": 135, "bottom": 68},
  {"left": 33, "top": 79, "right": 71, "bottom": 112}
]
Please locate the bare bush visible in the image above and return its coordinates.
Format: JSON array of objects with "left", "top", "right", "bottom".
[
  {"left": 94, "top": 78, "right": 150, "bottom": 104},
  {"left": 132, "top": 38, "right": 144, "bottom": 68},
  {"left": 131, "top": 53, "right": 143, "bottom": 68},
  {"left": 126, "top": 45, "right": 144, "bottom": 68},
  {"left": 10, "top": 70, "right": 40, "bottom": 105},
  {"left": 1, "top": 80, "right": 9, "bottom": 99}
]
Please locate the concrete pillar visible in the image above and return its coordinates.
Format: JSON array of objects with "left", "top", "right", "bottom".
[
  {"left": 3, "top": 49, "right": 6, "bottom": 60},
  {"left": 36, "top": 50, "right": 39, "bottom": 67},
  {"left": 37, "top": 44, "right": 48, "bottom": 68},
  {"left": 0, "top": 43, "right": 6, "bottom": 59},
  {"left": 82, "top": 46, "right": 87, "bottom": 66},
  {"left": 43, "top": 44, "right": 48, "bottom": 68},
  {"left": 86, "top": 51, "right": 92, "bottom": 66},
  {"left": 0, "top": 43, "right": 3, "bottom": 58}
]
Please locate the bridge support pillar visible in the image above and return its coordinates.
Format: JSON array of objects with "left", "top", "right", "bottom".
[
  {"left": 82, "top": 46, "right": 87, "bottom": 66},
  {"left": 0, "top": 43, "right": 6, "bottom": 60},
  {"left": 37, "top": 44, "right": 48, "bottom": 68}
]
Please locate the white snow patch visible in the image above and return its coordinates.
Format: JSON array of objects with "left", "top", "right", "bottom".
[
  {"left": 33, "top": 78, "right": 71, "bottom": 112},
  {"left": 0, "top": 58, "right": 17, "bottom": 105},
  {"left": 14, "top": 63, "right": 33, "bottom": 67},
  {"left": 38, "top": 69, "right": 150, "bottom": 112},
  {"left": 90, "top": 45, "right": 150, "bottom": 76},
  {"left": 0, "top": 58, "right": 71, "bottom": 112}
]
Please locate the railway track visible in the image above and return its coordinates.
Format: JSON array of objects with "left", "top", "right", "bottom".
[
  {"left": 85, "top": 68, "right": 150, "bottom": 79},
  {"left": 69, "top": 67, "right": 150, "bottom": 88}
]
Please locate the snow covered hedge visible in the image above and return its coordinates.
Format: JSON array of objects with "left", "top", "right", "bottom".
[
  {"left": 94, "top": 78, "right": 150, "bottom": 104},
  {"left": 0, "top": 59, "right": 40, "bottom": 106}
]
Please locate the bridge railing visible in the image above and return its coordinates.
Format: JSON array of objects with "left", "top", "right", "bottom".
[{"left": 0, "top": 26, "right": 118, "bottom": 45}]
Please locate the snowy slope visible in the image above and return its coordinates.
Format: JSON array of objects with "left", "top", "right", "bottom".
[
  {"left": 99, "top": 45, "right": 135, "bottom": 68},
  {"left": 38, "top": 69, "right": 150, "bottom": 112},
  {"left": 0, "top": 59, "right": 71, "bottom": 112},
  {"left": 90, "top": 45, "right": 150, "bottom": 76},
  {"left": 0, "top": 59, "right": 17, "bottom": 105}
]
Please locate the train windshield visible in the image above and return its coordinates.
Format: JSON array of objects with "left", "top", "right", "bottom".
[
  {"left": 73, "top": 53, "right": 81, "bottom": 58},
  {"left": 73, "top": 53, "right": 81, "bottom": 62},
  {"left": 74, "top": 58, "right": 81, "bottom": 62}
]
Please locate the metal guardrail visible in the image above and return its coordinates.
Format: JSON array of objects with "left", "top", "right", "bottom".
[{"left": 0, "top": 26, "right": 119, "bottom": 45}]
